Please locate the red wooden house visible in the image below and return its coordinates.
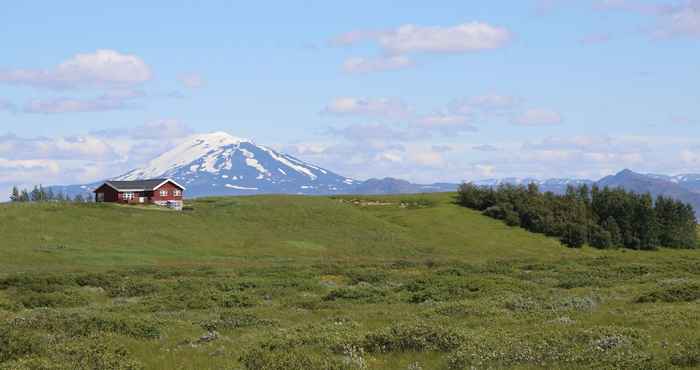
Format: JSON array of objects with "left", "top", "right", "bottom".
[{"left": 93, "top": 179, "right": 185, "bottom": 210}]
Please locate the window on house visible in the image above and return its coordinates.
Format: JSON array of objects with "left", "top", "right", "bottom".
[
  {"left": 123, "top": 192, "right": 134, "bottom": 201},
  {"left": 173, "top": 190, "right": 181, "bottom": 196},
  {"left": 160, "top": 190, "right": 168, "bottom": 197}
]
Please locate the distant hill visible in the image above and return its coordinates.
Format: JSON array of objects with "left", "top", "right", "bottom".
[
  {"left": 349, "top": 178, "right": 457, "bottom": 195},
  {"left": 597, "top": 169, "right": 700, "bottom": 218}
]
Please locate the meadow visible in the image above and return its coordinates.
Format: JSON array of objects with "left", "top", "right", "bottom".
[{"left": 1, "top": 194, "right": 699, "bottom": 369}]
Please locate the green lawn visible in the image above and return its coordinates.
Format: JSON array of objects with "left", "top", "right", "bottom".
[{"left": 1, "top": 194, "right": 699, "bottom": 369}]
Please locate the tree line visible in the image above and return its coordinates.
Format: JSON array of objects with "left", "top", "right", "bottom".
[
  {"left": 9, "top": 185, "right": 92, "bottom": 203},
  {"left": 457, "top": 183, "right": 698, "bottom": 250}
]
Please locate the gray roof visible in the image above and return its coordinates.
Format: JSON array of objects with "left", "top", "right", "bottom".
[{"left": 98, "top": 179, "right": 185, "bottom": 192}]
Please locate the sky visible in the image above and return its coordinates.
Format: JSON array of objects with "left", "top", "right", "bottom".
[{"left": 1, "top": 0, "right": 699, "bottom": 196}]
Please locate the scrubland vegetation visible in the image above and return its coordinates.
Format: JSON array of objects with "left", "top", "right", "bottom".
[{"left": 1, "top": 194, "right": 700, "bottom": 369}]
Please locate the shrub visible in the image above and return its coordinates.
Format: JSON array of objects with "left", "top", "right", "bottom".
[
  {"left": 10, "top": 310, "right": 161, "bottom": 339},
  {"left": 361, "top": 323, "right": 462, "bottom": 353},
  {"left": 0, "top": 326, "right": 44, "bottom": 362},
  {"left": 17, "top": 290, "right": 88, "bottom": 309},
  {"left": 561, "top": 223, "right": 587, "bottom": 248},
  {"left": 323, "top": 285, "right": 386, "bottom": 303},
  {"left": 589, "top": 226, "right": 613, "bottom": 249},
  {"left": 0, "top": 275, "right": 74, "bottom": 293},
  {"left": 51, "top": 335, "right": 143, "bottom": 370},
  {"left": 105, "top": 280, "right": 159, "bottom": 298},
  {"left": 200, "top": 311, "right": 277, "bottom": 331},
  {"left": 670, "top": 341, "right": 700, "bottom": 367},
  {"left": 239, "top": 348, "right": 352, "bottom": 370},
  {"left": 636, "top": 283, "right": 700, "bottom": 303}
]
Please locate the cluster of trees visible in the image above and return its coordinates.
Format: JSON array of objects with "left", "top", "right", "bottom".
[
  {"left": 9, "top": 185, "right": 92, "bottom": 203},
  {"left": 457, "top": 183, "right": 698, "bottom": 250}
]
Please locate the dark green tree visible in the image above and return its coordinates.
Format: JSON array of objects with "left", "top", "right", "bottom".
[{"left": 10, "top": 186, "right": 20, "bottom": 202}]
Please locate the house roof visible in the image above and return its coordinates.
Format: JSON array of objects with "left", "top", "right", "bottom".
[{"left": 95, "top": 178, "right": 186, "bottom": 192}]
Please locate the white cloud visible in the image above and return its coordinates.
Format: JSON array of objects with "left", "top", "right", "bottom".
[
  {"left": 328, "top": 30, "right": 387, "bottom": 46},
  {"left": 579, "top": 32, "right": 614, "bottom": 44},
  {"left": 0, "top": 98, "right": 15, "bottom": 112},
  {"left": 342, "top": 56, "right": 414, "bottom": 74},
  {"left": 0, "top": 50, "right": 152, "bottom": 90},
  {"left": 595, "top": 0, "right": 700, "bottom": 39},
  {"left": 178, "top": 73, "right": 206, "bottom": 89},
  {"left": 474, "top": 164, "right": 496, "bottom": 177},
  {"left": 327, "top": 123, "right": 415, "bottom": 142},
  {"left": 473, "top": 144, "right": 500, "bottom": 152},
  {"left": 322, "top": 97, "right": 412, "bottom": 119},
  {"left": 448, "top": 94, "right": 520, "bottom": 116},
  {"left": 378, "top": 23, "right": 513, "bottom": 55},
  {"left": 656, "top": 0, "right": 700, "bottom": 39},
  {"left": 0, "top": 134, "right": 118, "bottom": 160},
  {"left": 416, "top": 112, "right": 476, "bottom": 135},
  {"left": 409, "top": 150, "right": 445, "bottom": 167},
  {"left": 25, "top": 96, "right": 125, "bottom": 114},
  {"left": 512, "top": 108, "right": 563, "bottom": 125},
  {"left": 333, "top": 22, "right": 512, "bottom": 73},
  {"left": 0, "top": 159, "right": 61, "bottom": 183}
]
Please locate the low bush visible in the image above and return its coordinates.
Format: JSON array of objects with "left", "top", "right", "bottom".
[
  {"left": 10, "top": 310, "right": 160, "bottom": 339},
  {"left": 446, "top": 327, "right": 655, "bottom": 369},
  {"left": 670, "top": 340, "right": 700, "bottom": 367},
  {"left": 239, "top": 348, "right": 354, "bottom": 370},
  {"left": 105, "top": 280, "right": 159, "bottom": 298},
  {"left": 200, "top": 311, "right": 278, "bottom": 331},
  {"left": 0, "top": 325, "right": 44, "bottom": 363},
  {"left": 17, "top": 290, "right": 89, "bottom": 309},
  {"left": 361, "top": 323, "right": 463, "bottom": 353},
  {"left": 0, "top": 275, "right": 74, "bottom": 293},
  {"left": 323, "top": 284, "right": 386, "bottom": 303},
  {"left": 636, "top": 283, "right": 700, "bottom": 303}
]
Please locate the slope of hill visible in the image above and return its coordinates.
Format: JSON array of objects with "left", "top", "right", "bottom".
[
  {"left": 1, "top": 195, "right": 699, "bottom": 369},
  {"left": 0, "top": 194, "right": 568, "bottom": 273}
]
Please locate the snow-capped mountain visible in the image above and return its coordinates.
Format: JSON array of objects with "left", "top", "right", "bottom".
[
  {"left": 112, "top": 132, "right": 357, "bottom": 196},
  {"left": 50, "top": 132, "right": 462, "bottom": 198}
]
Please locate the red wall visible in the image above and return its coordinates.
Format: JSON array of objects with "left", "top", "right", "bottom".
[
  {"left": 94, "top": 184, "right": 119, "bottom": 202},
  {"left": 151, "top": 182, "right": 183, "bottom": 202}
]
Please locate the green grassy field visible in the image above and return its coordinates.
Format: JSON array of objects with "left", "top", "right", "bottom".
[{"left": 1, "top": 194, "right": 700, "bottom": 369}]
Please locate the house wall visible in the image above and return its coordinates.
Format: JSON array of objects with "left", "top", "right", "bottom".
[
  {"left": 94, "top": 184, "right": 119, "bottom": 202},
  {"left": 151, "top": 182, "right": 184, "bottom": 202},
  {"left": 118, "top": 191, "right": 151, "bottom": 204}
]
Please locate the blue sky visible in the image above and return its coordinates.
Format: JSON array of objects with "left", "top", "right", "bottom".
[{"left": 1, "top": 0, "right": 699, "bottom": 193}]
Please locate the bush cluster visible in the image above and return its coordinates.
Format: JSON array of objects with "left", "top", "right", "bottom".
[{"left": 457, "top": 183, "right": 698, "bottom": 249}]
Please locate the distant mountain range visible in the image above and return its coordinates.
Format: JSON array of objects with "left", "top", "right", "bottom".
[
  {"left": 473, "top": 169, "right": 700, "bottom": 218},
  {"left": 49, "top": 132, "right": 700, "bottom": 217}
]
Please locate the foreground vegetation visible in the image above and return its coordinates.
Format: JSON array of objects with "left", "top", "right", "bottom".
[{"left": 1, "top": 194, "right": 700, "bottom": 369}]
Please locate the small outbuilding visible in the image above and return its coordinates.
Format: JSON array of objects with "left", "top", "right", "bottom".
[{"left": 93, "top": 178, "right": 185, "bottom": 210}]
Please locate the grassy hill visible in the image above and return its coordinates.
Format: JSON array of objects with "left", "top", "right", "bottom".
[{"left": 1, "top": 194, "right": 700, "bottom": 369}]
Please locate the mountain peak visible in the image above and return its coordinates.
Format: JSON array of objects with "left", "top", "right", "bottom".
[
  {"left": 189, "top": 131, "right": 249, "bottom": 146},
  {"left": 617, "top": 169, "right": 637, "bottom": 176}
]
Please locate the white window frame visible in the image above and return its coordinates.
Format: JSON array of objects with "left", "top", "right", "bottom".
[
  {"left": 159, "top": 189, "right": 168, "bottom": 197},
  {"left": 123, "top": 192, "right": 134, "bottom": 201},
  {"left": 173, "top": 189, "right": 181, "bottom": 197}
]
